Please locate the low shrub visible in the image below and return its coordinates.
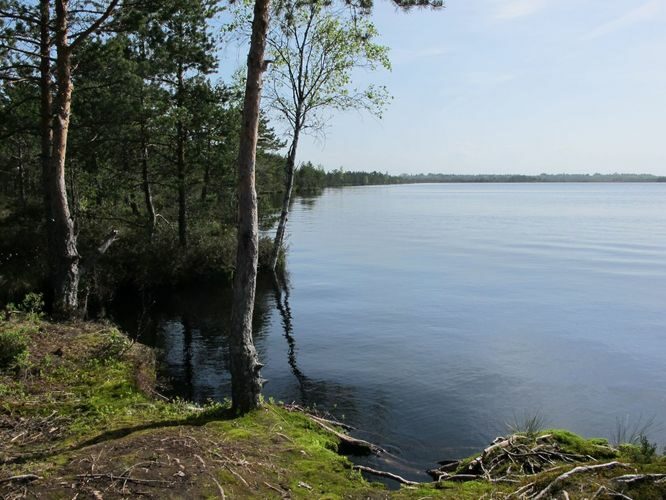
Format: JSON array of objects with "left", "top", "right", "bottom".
[{"left": 0, "top": 325, "right": 29, "bottom": 369}]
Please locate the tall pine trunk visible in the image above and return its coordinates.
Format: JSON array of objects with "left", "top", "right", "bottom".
[
  {"left": 270, "top": 121, "right": 301, "bottom": 272},
  {"left": 50, "top": 0, "right": 80, "bottom": 317},
  {"left": 176, "top": 64, "right": 187, "bottom": 248},
  {"left": 229, "top": 0, "right": 271, "bottom": 414}
]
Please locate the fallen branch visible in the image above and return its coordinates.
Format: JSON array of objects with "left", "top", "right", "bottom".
[
  {"left": 0, "top": 474, "right": 41, "bottom": 484},
  {"left": 263, "top": 481, "right": 288, "bottom": 496},
  {"left": 309, "top": 419, "right": 384, "bottom": 455},
  {"left": 613, "top": 473, "right": 666, "bottom": 484},
  {"left": 309, "top": 414, "right": 355, "bottom": 432},
  {"left": 592, "top": 485, "right": 633, "bottom": 500},
  {"left": 207, "top": 473, "right": 226, "bottom": 499},
  {"left": 282, "top": 403, "right": 355, "bottom": 431},
  {"left": 532, "top": 462, "right": 631, "bottom": 499},
  {"left": 435, "top": 472, "right": 482, "bottom": 482},
  {"left": 224, "top": 465, "right": 249, "bottom": 487},
  {"left": 76, "top": 473, "right": 171, "bottom": 485},
  {"left": 352, "top": 465, "right": 419, "bottom": 486},
  {"left": 510, "top": 481, "right": 535, "bottom": 498}
]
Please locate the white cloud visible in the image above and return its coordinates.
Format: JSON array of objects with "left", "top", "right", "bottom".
[
  {"left": 583, "top": 0, "right": 665, "bottom": 40},
  {"left": 494, "top": 0, "right": 550, "bottom": 20}
]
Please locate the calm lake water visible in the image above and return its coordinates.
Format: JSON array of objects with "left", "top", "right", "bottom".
[{"left": 113, "top": 183, "right": 666, "bottom": 481}]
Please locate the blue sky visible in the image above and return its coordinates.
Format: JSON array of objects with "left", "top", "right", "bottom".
[{"left": 229, "top": 0, "right": 666, "bottom": 175}]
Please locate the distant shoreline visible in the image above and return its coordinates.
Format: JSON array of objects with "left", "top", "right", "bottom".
[
  {"left": 397, "top": 173, "right": 666, "bottom": 183},
  {"left": 297, "top": 167, "right": 666, "bottom": 191}
]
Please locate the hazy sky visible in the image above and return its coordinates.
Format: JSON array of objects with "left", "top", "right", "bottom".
[{"left": 284, "top": 0, "right": 666, "bottom": 175}]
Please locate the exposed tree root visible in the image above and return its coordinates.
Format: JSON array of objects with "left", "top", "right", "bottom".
[
  {"left": 429, "top": 433, "right": 606, "bottom": 485},
  {"left": 532, "top": 461, "right": 631, "bottom": 499}
]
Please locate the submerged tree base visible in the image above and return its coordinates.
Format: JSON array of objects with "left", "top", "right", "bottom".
[{"left": 1, "top": 316, "right": 664, "bottom": 499}]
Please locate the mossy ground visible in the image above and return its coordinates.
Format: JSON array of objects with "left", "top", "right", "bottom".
[{"left": 1, "top": 317, "right": 665, "bottom": 499}]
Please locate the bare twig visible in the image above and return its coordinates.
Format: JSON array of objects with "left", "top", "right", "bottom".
[{"left": 207, "top": 473, "right": 226, "bottom": 499}]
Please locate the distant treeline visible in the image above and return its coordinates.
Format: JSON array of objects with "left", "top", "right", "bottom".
[
  {"left": 294, "top": 163, "right": 402, "bottom": 191},
  {"left": 294, "top": 166, "right": 666, "bottom": 191},
  {"left": 400, "top": 173, "right": 666, "bottom": 183}
]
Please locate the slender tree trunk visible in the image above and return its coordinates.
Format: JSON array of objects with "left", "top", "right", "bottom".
[
  {"left": 50, "top": 0, "right": 80, "bottom": 318},
  {"left": 139, "top": 43, "right": 156, "bottom": 242},
  {"left": 16, "top": 142, "right": 26, "bottom": 208},
  {"left": 270, "top": 121, "right": 301, "bottom": 271},
  {"left": 40, "top": 0, "right": 55, "bottom": 288},
  {"left": 176, "top": 64, "right": 187, "bottom": 248},
  {"left": 140, "top": 120, "right": 156, "bottom": 241},
  {"left": 201, "top": 138, "right": 211, "bottom": 202},
  {"left": 229, "top": 0, "right": 271, "bottom": 414}
]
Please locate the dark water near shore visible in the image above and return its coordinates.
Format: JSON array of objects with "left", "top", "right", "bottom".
[{"left": 112, "top": 183, "right": 666, "bottom": 481}]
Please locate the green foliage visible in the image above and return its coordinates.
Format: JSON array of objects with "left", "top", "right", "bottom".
[
  {"left": 8, "top": 292, "right": 46, "bottom": 322},
  {"left": 19, "top": 292, "right": 44, "bottom": 314},
  {"left": 546, "top": 429, "right": 617, "bottom": 459},
  {"left": 0, "top": 324, "right": 29, "bottom": 370},
  {"left": 265, "top": 0, "right": 391, "bottom": 135},
  {"left": 619, "top": 435, "right": 659, "bottom": 464},
  {"left": 258, "top": 234, "right": 283, "bottom": 271}
]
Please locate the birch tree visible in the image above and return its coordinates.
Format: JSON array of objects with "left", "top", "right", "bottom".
[{"left": 265, "top": 0, "right": 390, "bottom": 271}]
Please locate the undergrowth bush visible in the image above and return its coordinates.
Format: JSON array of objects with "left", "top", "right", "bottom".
[
  {"left": 620, "top": 435, "right": 659, "bottom": 464},
  {"left": 0, "top": 325, "right": 29, "bottom": 370}
]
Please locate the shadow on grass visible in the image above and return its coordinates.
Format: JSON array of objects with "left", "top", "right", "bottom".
[{"left": 1, "top": 406, "right": 238, "bottom": 466}]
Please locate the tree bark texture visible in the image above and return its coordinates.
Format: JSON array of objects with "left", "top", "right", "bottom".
[
  {"left": 270, "top": 122, "right": 301, "bottom": 272},
  {"left": 229, "top": 0, "right": 271, "bottom": 414},
  {"left": 49, "top": 0, "right": 80, "bottom": 317}
]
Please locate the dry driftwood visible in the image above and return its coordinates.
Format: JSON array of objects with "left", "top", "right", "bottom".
[
  {"left": 532, "top": 461, "right": 630, "bottom": 499},
  {"left": 352, "top": 465, "right": 419, "bottom": 486},
  {"left": 282, "top": 404, "right": 355, "bottom": 430},
  {"left": 613, "top": 473, "right": 666, "bottom": 484},
  {"left": 281, "top": 403, "right": 383, "bottom": 455},
  {"left": 309, "top": 418, "right": 385, "bottom": 455},
  {"left": 429, "top": 433, "right": 603, "bottom": 485},
  {"left": 591, "top": 485, "right": 633, "bottom": 500}
]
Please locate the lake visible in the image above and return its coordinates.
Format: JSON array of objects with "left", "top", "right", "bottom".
[{"left": 112, "top": 183, "right": 666, "bottom": 481}]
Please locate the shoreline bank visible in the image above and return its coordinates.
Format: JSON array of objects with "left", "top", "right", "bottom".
[{"left": 1, "top": 316, "right": 664, "bottom": 499}]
